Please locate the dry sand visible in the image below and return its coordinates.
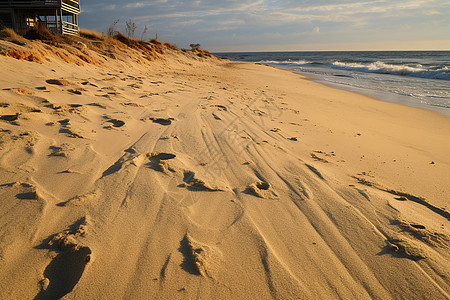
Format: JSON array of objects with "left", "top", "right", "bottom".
[{"left": 0, "top": 36, "right": 449, "bottom": 299}]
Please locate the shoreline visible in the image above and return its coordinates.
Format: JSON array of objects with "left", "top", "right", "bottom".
[
  {"left": 263, "top": 63, "right": 450, "bottom": 118},
  {"left": 214, "top": 50, "right": 450, "bottom": 119},
  {"left": 302, "top": 72, "right": 450, "bottom": 118},
  {"left": 256, "top": 60, "right": 450, "bottom": 118},
  {"left": 1, "top": 42, "right": 449, "bottom": 299}
]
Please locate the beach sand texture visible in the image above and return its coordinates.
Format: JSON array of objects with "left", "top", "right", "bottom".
[{"left": 0, "top": 35, "right": 449, "bottom": 299}]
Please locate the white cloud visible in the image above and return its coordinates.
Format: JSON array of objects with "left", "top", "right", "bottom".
[
  {"left": 425, "top": 10, "right": 440, "bottom": 15},
  {"left": 125, "top": 3, "right": 146, "bottom": 9},
  {"left": 219, "top": 19, "right": 246, "bottom": 26},
  {"left": 104, "top": 4, "right": 116, "bottom": 11},
  {"left": 79, "top": 0, "right": 450, "bottom": 50}
]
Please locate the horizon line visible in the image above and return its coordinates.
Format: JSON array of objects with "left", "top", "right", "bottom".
[{"left": 210, "top": 49, "right": 450, "bottom": 53}]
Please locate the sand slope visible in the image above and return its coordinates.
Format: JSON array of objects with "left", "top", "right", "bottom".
[{"left": 0, "top": 38, "right": 449, "bottom": 299}]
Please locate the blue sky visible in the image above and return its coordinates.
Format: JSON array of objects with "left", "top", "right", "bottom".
[{"left": 80, "top": 0, "right": 450, "bottom": 51}]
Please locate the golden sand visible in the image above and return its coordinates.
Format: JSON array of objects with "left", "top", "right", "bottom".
[{"left": 0, "top": 35, "right": 449, "bottom": 299}]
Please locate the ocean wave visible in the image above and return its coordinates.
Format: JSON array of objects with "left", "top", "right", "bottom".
[
  {"left": 429, "top": 103, "right": 450, "bottom": 109},
  {"left": 257, "top": 59, "right": 311, "bottom": 65},
  {"left": 332, "top": 61, "right": 450, "bottom": 80}
]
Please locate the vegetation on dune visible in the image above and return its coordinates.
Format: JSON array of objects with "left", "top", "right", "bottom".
[
  {"left": 0, "top": 22, "right": 216, "bottom": 65},
  {"left": 0, "top": 27, "right": 21, "bottom": 40}
]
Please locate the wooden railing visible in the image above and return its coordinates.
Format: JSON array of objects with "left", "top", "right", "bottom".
[
  {"left": 18, "top": 20, "right": 79, "bottom": 34},
  {"left": 61, "top": 1, "right": 79, "bottom": 14},
  {"left": 61, "top": 20, "right": 78, "bottom": 35},
  {"left": 62, "top": 0, "right": 79, "bottom": 11}
]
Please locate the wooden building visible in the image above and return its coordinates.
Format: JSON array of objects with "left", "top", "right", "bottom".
[{"left": 0, "top": 0, "right": 80, "bottom": 35}]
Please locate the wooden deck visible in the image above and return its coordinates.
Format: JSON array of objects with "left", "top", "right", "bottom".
[
  {"left": 0, "top": 0, "right": 80, "bottom": 34},
  {"left": 0, "top": 0, "right": 80, "bottom": 13}
]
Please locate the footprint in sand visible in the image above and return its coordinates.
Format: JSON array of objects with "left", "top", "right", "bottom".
[
  {"left": 8, "top": 182, "right": 42, "bottom": 200},
  {"left": 87, "top": 103, "right": 106, "bottom": 109},
  {"left": 127, "top": 83, "right": 142, "bottom": 89},
  {"left": 178, "top": 234, "right": 221, "bottom": 278},
  {"left": 139, "top": 92, "right": 159, "bottom": 98},
  {"left": 147, "top": 152, "right": 177, "bottom": 173},
  {"left": 56, "top": 119, "right": 84, "bottom": 138},
  {"left": 246, "top": 181, "right": 277, "bottom": 199},
  {"left": 101, "top": 149, "right": 148, "bottom": 178},
  {"left": 81, "top": 81, "right": 98, "bottom": 87},
  {"left": 0, "top": 113, "right": 20, "bottom": 122},
  {"left": 381, "top": 237, "right": 429, "bottom": 261},
  {"left": 58, "top": 118, "right": 70, "bottom": 126},
  {"left": 105, "top": 118, "right": 125, "bottom": 128},
  {"left": 44, "top": 103, "right": 62, "bottom": 110},
  {"left": 213, "top": 105, "right": 227, "bottom": 111},
  {"left": 3, "top": 87, "right": 34, "bottom": 95},
  {"left": 121, "top": 102, "right": 142, "bottom": 107},
  {"left": 160, "top": 135, "right": 179, "bottom": 141},
  {"left": 150, "top": 117, "right": 174, "bottom": 126},
  {"left": 181, "top": 171, "right": 225, "bottom": 192},
  {"left": 310, "top": 151, "right": 330, "bottom": 163},
  {"left": 49, "top": 143, "right": 74, "bottom": 157},
  {"left": 59, "top": 128, "right": 84, "bottom": 139},
  {"left": 67, "top": 88, "right": 85, "bottom": 95},
  {"left": 57, "top": 192, "right": 97, "bottom": 207},
  {"left": 35, "top": 217, "right": 92, "bottom": 299},
  {"left": 46, "top": 79, "right": 72, "bottom": 86}
]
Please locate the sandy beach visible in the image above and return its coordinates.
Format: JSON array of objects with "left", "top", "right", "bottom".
[{"left": 0, "top": 33, "right": 449, "bottom": 299}]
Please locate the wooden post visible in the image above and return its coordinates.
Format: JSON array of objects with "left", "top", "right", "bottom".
[
  {"left": 11, "top": 9, "right": 17, "bottom": 32},
  {"left": 59, "top": 8, "right": 62, "bottom": 34}
]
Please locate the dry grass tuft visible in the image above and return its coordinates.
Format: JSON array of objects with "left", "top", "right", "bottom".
[
  {"left": 0, "top": 28, "right": 20, "bottom": 39},
  {"left": 150, "top": 39, "right": 162, "bottom": 45},
  {"left": 23, "top": 27, "right": 62, "bottom": 45},
  {"left": 0, "top": 27, "right": 28, "bottom": 45},
  {"left": 79, "top": 28, "right": 105, "bottom": 41},
  {"left": 112, "top": 33, "right": 169, "bottom": 60},
  {"left": 195, "top": 48, "right": 214, "bottom": 58},
  {"left": 164, "top": 42, "right": 177, "bottom": 50},
  {"left": 114, "top": 32, "right": 140, "bottom": 48}
]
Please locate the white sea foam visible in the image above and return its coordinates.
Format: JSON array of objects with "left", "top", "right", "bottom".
[
  {"left": 258, "top": 60, "right": 310, "bottom": 65},
  {"left": 332, "top": 61, "right": 449, "bottom": 80}
]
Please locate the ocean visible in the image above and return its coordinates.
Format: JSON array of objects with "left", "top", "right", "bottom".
[{"left": 214, "top": 51, "right": 450, "bottom": 117}]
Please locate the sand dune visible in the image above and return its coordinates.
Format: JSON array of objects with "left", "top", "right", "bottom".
[{"left": 0, "top": 35, "right": 449, "bottom": 299}]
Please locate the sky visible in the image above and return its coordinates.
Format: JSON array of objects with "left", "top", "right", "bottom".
[{"left": 79, "top": 0, "right": 450, "bottom": 52}]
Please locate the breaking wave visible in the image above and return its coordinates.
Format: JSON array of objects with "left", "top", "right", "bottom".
[
  {"left": 257, "top": 59, "right": 311, "bottom": 65},
  {"left": 332, "top": 61, "right": 449, "bottom": 80}
]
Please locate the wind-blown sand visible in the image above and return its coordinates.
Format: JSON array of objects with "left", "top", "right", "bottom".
[{"left": 0, "top": 35, "right": 449, "bottom": 299}]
